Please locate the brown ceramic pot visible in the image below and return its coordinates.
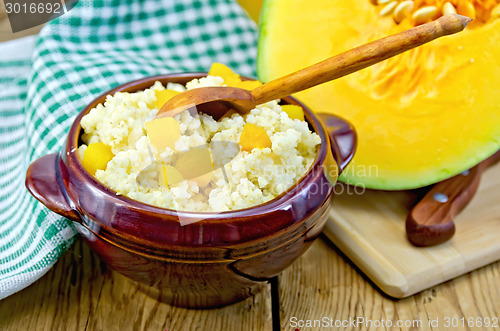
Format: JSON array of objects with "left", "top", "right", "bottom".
[{"left": 25, "top": 73, "right": 356, "bottom": 308}]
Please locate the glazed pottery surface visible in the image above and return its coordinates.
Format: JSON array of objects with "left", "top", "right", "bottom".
[{"left": 26, "top": 73, "right": 356, "bottom": 308}]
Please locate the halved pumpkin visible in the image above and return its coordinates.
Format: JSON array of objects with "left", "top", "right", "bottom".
[{"left": 257, "top": 0, "right": 500, "bottom": 189}]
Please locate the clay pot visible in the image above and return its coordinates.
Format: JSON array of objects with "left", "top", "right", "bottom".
[{"left": 26, "top": 73, "right": 356, "bottom": 308}]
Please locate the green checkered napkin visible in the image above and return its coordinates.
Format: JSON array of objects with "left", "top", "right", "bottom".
[{"left": 0, "top": 0, "right": 257, "bottom": 299}]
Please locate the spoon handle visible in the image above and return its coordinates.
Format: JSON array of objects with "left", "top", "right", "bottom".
[
  {"left": 406, "top": 150, "right": 500, "bottom": 247},
  {"left": 251, "top": 14, "right": 471, "bottom": 105}
]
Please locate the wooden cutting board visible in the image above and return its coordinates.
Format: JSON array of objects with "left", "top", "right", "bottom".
[{"left": 323, "top": 161, "right": 500, "bottom": 299}]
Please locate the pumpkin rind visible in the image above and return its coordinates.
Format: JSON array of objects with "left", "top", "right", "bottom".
[{"left": 257, "top": 0, "right": 500, "bottom": 189}]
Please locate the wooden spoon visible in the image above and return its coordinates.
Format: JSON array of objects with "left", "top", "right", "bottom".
[
  {"left": 157, "top": 14, "right": 471, "bottom": 119},
  {"left": 406, "top": 150, "right": 500, "bottom": 247}
]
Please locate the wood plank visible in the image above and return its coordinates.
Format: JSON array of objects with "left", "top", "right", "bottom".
[
  {"left": 323, "top": 161, "right": 500, "bottom": 298},
  {"left": 0, "top": 239, "right": 273, "bottom": 331},
  {"left": 279, "top": 238, "right": 500, "bottom": 330}
]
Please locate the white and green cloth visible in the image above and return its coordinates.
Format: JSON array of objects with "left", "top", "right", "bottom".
[{"left": 0, "top": 0, "right": 258, "bottom": 299}]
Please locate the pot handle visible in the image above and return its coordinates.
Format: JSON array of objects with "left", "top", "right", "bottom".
[
  {"left": 26, "top": 153, "right": 80, "bottom": 222},
  {"left": 317, "top": 113, "right": 357, "bottom": 174}
]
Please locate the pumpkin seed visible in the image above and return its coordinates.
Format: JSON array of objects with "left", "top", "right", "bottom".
[
  {"left": 442, "top": 2, "right": 457, "bottom": 15},
  {"left": 412, "top": 5, "right": 438, "bottom": 24},
  {"left": 492, "top": 3, "right": 500, "bottom": 18},
  {"left": 370, "top": 0, "right": 498, "bottom": 26},
  {"left": 393, "top": 1, "right": 414, "bottom": 23},
  {"left": 458, "top": 1, "right": 476, "bottom": 19},
  {"left": 380, "top": 1, "right": 399, "bottom": 16}
]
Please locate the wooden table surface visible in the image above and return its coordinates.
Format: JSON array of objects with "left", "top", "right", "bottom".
[
  {"left": 1, "top": 237, "right": 499, "bottom": 331},
  {"left": 1, "top": 11, "right": 499, "bottom": 331}
]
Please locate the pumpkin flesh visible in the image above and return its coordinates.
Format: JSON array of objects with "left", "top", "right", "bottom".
[{"left": 257, "top": 0, "right": 500, "bottom": 189}]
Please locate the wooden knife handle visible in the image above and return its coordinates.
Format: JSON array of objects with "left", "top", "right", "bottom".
[{"left": 406, "top": 151, "right": 500, "bottom": 247}]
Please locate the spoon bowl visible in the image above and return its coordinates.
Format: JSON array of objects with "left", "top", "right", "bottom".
[{"left": 158, "top": 86, "right": 254, "bottom": 120}]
